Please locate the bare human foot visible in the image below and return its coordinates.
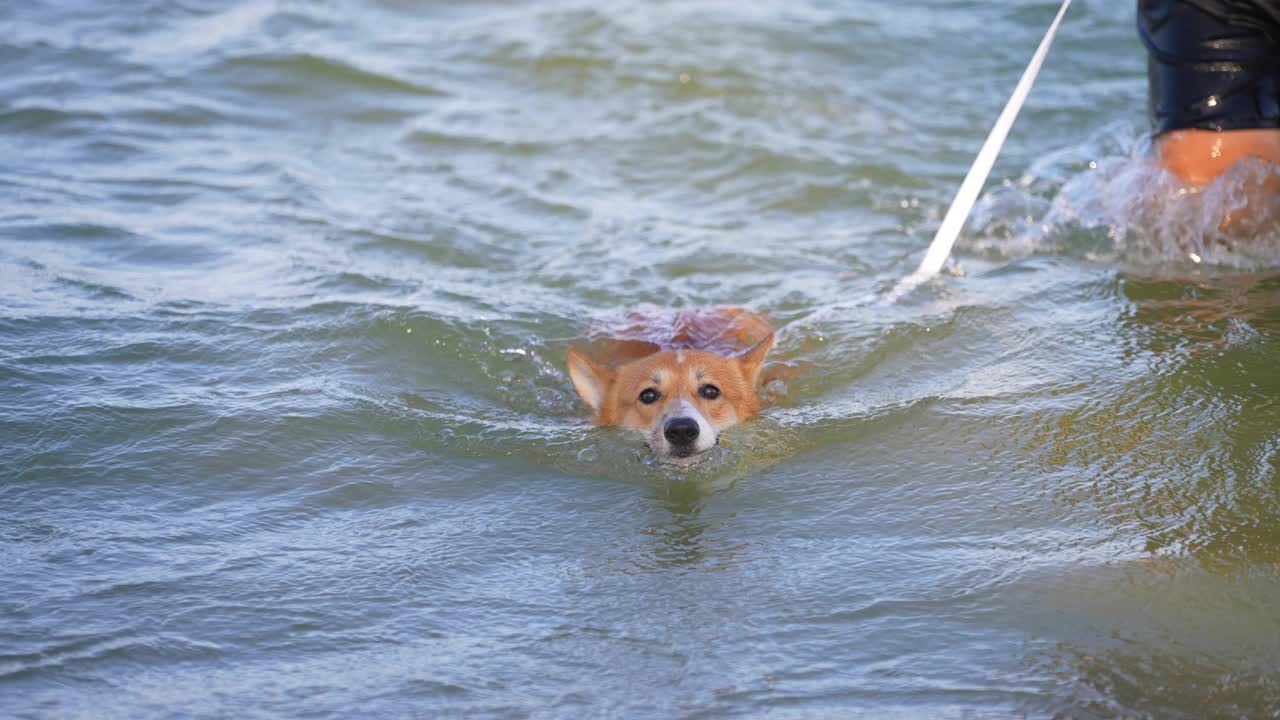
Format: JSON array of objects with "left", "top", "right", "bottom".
[
  {"left": 1157, "top": 128, "right": 1280, "bottom": 185},
  {"left": 1156, "top": 129, "right": 1280, "bottom": 236}
]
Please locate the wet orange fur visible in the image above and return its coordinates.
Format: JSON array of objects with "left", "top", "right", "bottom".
[{"left": 566, "top": 309, "right": 774, "bottom": 431}]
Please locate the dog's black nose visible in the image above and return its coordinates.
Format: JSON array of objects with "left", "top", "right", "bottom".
[{"left": 664, "top": 417, "right": 700, "bottom": 446}]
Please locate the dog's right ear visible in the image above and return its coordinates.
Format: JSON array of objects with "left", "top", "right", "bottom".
[{"left": 567, "top": 349, "right": 614, "bottom": 412}]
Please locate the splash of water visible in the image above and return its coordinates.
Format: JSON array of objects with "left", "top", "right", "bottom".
[
  {"left": 970, "top": 123, "right": 1280, "bottom": 272},
  {"left": 886, "top": 0, "right": 1075, "bottom": 303}
]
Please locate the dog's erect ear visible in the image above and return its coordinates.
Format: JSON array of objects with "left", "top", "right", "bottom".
[
  {"left": 567, "top": 349, "right": 614, "bottom": 412},
  {"left": 735, "top": 332, "right": 774, "bottom": 387}
]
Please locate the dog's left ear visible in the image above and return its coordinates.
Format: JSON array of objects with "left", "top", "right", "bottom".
[
  {"left": 735, "top": 332, "right": 774, "bottom": 387},
  {"left": 567, "top": 349, "right": 614, "bottom": 413}
]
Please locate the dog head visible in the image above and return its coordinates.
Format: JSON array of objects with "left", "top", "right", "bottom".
[{"left": 567, "top": 335, "right": 773, "bottom": 464}]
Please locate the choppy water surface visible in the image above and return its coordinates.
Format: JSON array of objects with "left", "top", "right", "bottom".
[{"left": 3, "top": 1, "right": 1280, "bottom": 717}]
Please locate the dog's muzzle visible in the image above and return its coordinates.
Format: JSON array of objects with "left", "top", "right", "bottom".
[
  {"left": 653, "top": 402, "right": 716, "bottom": 461},
  {"left": 663, "top": 417, "right": 700, "bottom": 451}
]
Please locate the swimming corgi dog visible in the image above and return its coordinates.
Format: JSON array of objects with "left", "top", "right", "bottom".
[{"left": 566, "top": 308, "right": 774, "bottom": 464}]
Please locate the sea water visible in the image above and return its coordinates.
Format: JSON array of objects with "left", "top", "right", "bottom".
[{"left": 3, "top": 1, "right": 1279, "bottom": 717}]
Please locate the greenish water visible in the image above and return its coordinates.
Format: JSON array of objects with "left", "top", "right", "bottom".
[{"left": 3, "top": 1, "right": 1279, "bottom": 717}]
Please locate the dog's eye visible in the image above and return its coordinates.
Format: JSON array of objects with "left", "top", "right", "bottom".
[
  {"left": 699, "top": 384, "right": 720, "bottom": 400},
  {"left": 639, "top": 388, "right": 660, "bottom": 404}
]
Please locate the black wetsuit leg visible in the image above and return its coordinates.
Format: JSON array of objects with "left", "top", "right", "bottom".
[{"left": 1139, "top": 0, "right": 1280, "bottom": 135}]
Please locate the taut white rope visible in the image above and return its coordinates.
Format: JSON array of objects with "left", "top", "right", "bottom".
[{"left": 884, "top": 0, "right": 1073, "bottom": 304}]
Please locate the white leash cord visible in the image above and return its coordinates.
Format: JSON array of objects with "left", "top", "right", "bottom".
[{"left": 884, "top": 0, "right": 1073, "bottom": 304}]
